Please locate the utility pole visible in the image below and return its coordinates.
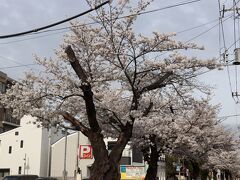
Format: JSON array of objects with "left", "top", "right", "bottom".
[
  {"left": 220, "top": 0, "right": 240, "bottom": 102},
  {"left": 63, "top": 129, "right": 68, "bottom": 180},
  {"left": 47, "top": 125, "right": 52, "bottom": 177},
  {"left": 76, "top": 132, "right": 82, "bottom": 180}
]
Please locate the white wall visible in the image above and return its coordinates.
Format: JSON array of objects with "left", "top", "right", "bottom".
[
  {"left": 0, "top": 116, "right": 43, "bottom": 176},
  {"left": 51, "top": 132, "right": 166, "bottom": 179},
  {"left": 51, "top": 132, "right": 94, "bottom": 179},
  {"left": 0, "top": 115, "right": 64, "bottom": 177}
]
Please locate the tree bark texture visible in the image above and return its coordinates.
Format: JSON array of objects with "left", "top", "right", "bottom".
[
  {"left": 65, "top": 45, "right": 133, "bottom": 179},
  {"left": 88, "top": 128, "right": 132, "bottom": 180},
  {"left": 145, "top": 135, "right": 159, "bottom": 180}
]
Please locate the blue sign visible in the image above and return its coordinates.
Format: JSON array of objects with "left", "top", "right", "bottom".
[
  {"left": 176, "top": 165, "right": 181, "bottom": 172},
  {"left": 121, "top": 166, "right": 126, "bottom": 173}
]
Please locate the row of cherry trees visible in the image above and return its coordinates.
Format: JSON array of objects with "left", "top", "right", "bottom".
[
  {"left": 136, "top": 96, "right": 240, "bottom": 179},
  {"left": 1, "top": 0, "right": 240, "bottom": 179}
]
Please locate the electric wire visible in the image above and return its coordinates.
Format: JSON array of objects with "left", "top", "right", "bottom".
[
  {"left": 219, "top": 113, "right": 240, "bottom": 119},
  {"left": 0, "top": 0, "right": 110, "bottom": 39},
  {"left": 220, "top": 0, "right": 240, "bottom": 52},
  {"left": 0, "top": 64, "right": 37, "bottom": 70},
  {"left": 185, "top": 14, "right": 232, "bottom": 43},
  {"left": 220, "top": 11, "right": 227, "bottom": 51},
  {"left": 218, "top": 0, "right": 233, "bottom": 98},
  {"left": 0, "top": 0, "right": 205, "bottom": 72},
  {"left": 218, "top": 0, "right": 223, "bottom": 63},
  {"left": 227, "top": 65, "right": 234, "bottom": 97},
  {"left": 31, "top": 0, "right": 201, "bottom": 36},
  {"left": 218, "top": 0, "right": 240, "bottom": 102},
  {"left": 177, "top": 18, "right": 220, "bottom": 34},
  {"left": 0, "top": 55, "right": 39, "bottom": 71},
  {"left": 234, "top": 0, "right": 237, "bottom": 50},
  {"left": 0, "top": 0, "right": 202, "bottom": 45},
  {"left": 0, "top": 17, "right": 219, "bottom": 46},
  {"left": 150, "top": 14, "right": 232, "bottom": 63},
  {"left": 238, "top": 18, "right": 240, "bottom": 47},
  {"left": 0, "top": 29, "right": 69, "bottom": 45},
  {"left": 1, "top": 1, "right": 239, "bottom": 124},
  {"left": 0, "top": 55, "right": 24, "bottom": 66},
  {"left": 0, "top": 16, "right": 228, "bottom": 70}
]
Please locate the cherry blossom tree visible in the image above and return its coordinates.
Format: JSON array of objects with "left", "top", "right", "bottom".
[
  {"left": 134, "top": 96, "right": 219, "bottom": 179},
  {"left": 135, "top": 95, "right": 240, "bottom": 179},
  {"left": 0, "top": 0, "right": 220, "bottom": 179},
  {"left": 170, "top": 102, "right": 240, "bottom": 179}
]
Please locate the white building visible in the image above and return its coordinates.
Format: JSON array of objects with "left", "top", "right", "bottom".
[
  {"left": 0, "top": 116, "right": 166, "bottom": 179},
  {"left": 50, "top": 132, "right": 166, "bottom": 180},
  {"left": 0, "top": 115, "right": 63, "bottom": 177},
  {"left": 51, "top": 132, "right": 93, "bottom": 179}
]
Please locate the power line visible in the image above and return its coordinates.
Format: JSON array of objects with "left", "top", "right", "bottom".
[
  {"left": 23, "top": 0, "right": 202, "bottom": 36},
  {"left": 0, "top": 29, "right": 69, "bottom": 45},
  {"left": 0, "top": 0, "right": 205, "bottom": 70},
  {"left": 0, "top": 0, "right": 110, "bottom": 39},
  {"left": 218, "top": 0, "right": 240, "bottom": 103},
  {"left": 0, "top": 63, "right": 37, "bottom": 70},
  {"left": 185, "top": 15, "right": 232, "bottom": 43},
  {"left": 0, "top": 0, "right": 200, "bottom": 42},
  {"left": 1, "top": 16, "right": 217, "bottom": 46},
  {"left": 176, "top": 18, "right": 219, "bottom": 34},
  {"left": 0, "top": 55, "right": 24, "bottom": 66},
  {"left": 219, "top": 113, "right": 240, "bottom": 119},
  {"left": 0, "top": 17, "right": 225, "bottom": 70},
  {"left": 33, "top": 0, "right": 201, "bottom": 35}
]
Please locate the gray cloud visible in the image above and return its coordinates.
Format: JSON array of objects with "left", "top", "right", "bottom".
[{"left": 0, "top": 0, "right": 239, "bottom": 124}]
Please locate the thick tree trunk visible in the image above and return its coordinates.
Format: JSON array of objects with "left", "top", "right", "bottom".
[
  {"left": 145, "top": 135, "right": 159, "bottom": 180},
  {"left": 88, "top": 125, "right": 132, "bottom": 180}
]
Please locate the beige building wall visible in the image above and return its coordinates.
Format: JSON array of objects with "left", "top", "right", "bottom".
[
  {"left": 0, "top": 115, "right": 64, "bottom": 177},
  {"left": 51, "top": 132, "right": 94, "bottom": 179},
  {"left": 0, "top": 116, "right": 44, "bottom": 176}
]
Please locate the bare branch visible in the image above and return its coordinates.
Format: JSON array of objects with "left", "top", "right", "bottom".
[
  {"left": 143, "top": 101, "right": 153, "bottom": 117},
  {"left": 60, "top": 111, "right": 90, "bottom": 136},
  {"left": 65, "top": 45, "right": 100, "bottom": 133},
  {"left": 65, "top": 45, "right": 88, "bottom": 83},
  {"left": 140, "top": 71, "right": 173, "bottom": 94}
]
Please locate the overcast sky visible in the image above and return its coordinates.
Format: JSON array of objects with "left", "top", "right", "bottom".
[{"left": 0, "top": 0, "right": 239, "bottom": 126}]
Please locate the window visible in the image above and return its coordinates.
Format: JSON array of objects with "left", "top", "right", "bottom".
[
  {"left": 15, "top": 132, "right": 19, "bottom": 136},
  {"left": 20, "top": 140, "right": 23, "bottom": 148},
  {"left": 0, "top": 82, "right": 6, "bottom": 93},
  {"left": 132, "top": 146, "right": 143, "bottom": 163},
  {"left": 120, "top": 157, "right": 131, "bottom": 165},
  {"left": 8, "top": 146, "right": 12, "bottom": 154},
  {"left": 0, "top": 169, "right": 10, "bottom": 177},
  {"left": 18, "top": 166, "right": 21, "bottom": 174}
]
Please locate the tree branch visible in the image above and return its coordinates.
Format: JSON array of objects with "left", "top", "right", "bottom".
[
  {"left": 65, "top": 45, "right": 101, "bottom": 133},
  {"left": 60, "top": 111, "right": 90, "bottom": 136},
  {"left": 65, "top": 45, "right": 88, "bottom": 83},
  {"left": 140, "top": 71, "right": 173, "bottom": 94},
  {"left": 143, "top": 101, "right": 153, "bottom": 117}
]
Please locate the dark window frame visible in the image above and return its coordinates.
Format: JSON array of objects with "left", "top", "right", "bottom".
[
  {"left": 18, "top": 166, "right": 21, "bottom": 174},
  {"left": 20, "top": 140, "right": 23, "bottom": 148},
  {"left": 8, "top": 146, "right": 12, "bottom": 154}
]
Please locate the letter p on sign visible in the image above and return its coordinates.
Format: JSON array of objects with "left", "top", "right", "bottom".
[{"left": 79, "top": 145, "right": 93, "bottom": 159}]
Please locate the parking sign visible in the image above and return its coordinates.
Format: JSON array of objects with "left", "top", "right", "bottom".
[{"left": 79, "top": 145, "right": 93, "bottom": 159}]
